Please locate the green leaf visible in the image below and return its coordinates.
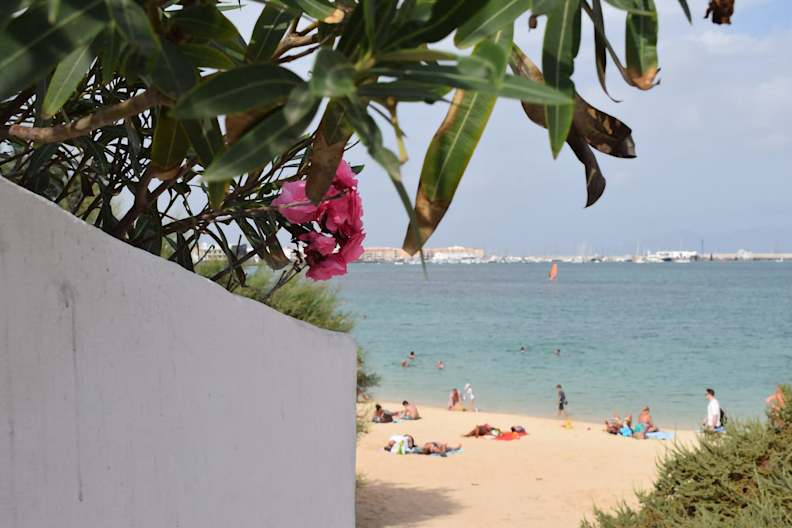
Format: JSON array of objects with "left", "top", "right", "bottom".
[
  {"left": 306, "top": 101, "right": 353, "bottom": 202},
  {"left": 106, "top": 0, "right": 159, "bottom": 53},
  {"left": 454, "top": 0, "right": 531, "bottom": 49},
  {"left": 48, "top": 0, "right": 62, "bottom": 23},
  {"left": 542, "top": 0, "right": 581, "bottom": 158},
  {"left": 42, "top": 44, "right": 94, "bottom": 117},
  {"left": 272, "top": 0, "right": 340, "bottom": 22},
  {"left": 370, "top": 65, "right": 571, "bottom": 104},
  {"left": 25, "top": 144, "right": 59, "bottom": 194},
  {"left": 283, "top": 83, "right": 319, "bottom": 124},
  {"left": 309, "top": 48, "right": 356, "bottom": 97},
  {"left": 403, "top": 26, "right": 512, "bottom": 255},
  {"left": 246, "top": 5, "right": 292, "bottom": 63},
  {"left": 173, "top": 64, "right": 303, "bottom": 119},
  {"left": 603, "top": 0, "right": 652, "bottom": 14},
  {"left": 625, "top": 0, "right": 658, "bottom": 90},
  {"left": 362, "top": 0, "right": 376, "bottom": 51},
  {"left": 341, "top": 96, "right": 416, "bottom": 236},
  {"left": 148, "top": 110, "right": 189, "bottom": 179},
  {"left": 182, "top": 117, "right": 224, "bottom": 167},
  {"left": 202, "top": 106, "right": 317, "bottom": 182},
  {"left": 376, "top": 48, "right": 458, "bottom": 63},
  {"left": 208, "top": 181, "right": 229, "bottom": 209},
  {"left": 169, "top": 5, "right": 240, "bottom": 43},
  {"left": 180, "top": 43, "right": 238, "bottom": 70},
  {"left": 0, "top": 0, "right": 108, "bottom": 100},
  {"left": 98, "top": 24, "right": 123, "bottom": 84},
  {"left": 146, "top": 40, "right": 198, "bottom": 98},
  {"left": 357, "top": 80, "right": 450, "bottom": 103},
  {"left": 590, "top": 0, "right": 612, "bottom": 100},
  {"left": 388, "top": 0, "right": 487, "bottom": 49}
]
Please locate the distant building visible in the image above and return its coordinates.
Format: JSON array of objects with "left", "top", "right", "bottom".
[
  {"left": 425, "top": 246, "right": 485, "bottom": 262},
  {"left": 360, "top": 246, "right": 410, "bottom": 262},
  {"left": 191, "top": 243, "right": 227, "bottom": 263}
]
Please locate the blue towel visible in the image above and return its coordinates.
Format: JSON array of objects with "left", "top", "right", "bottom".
[
  {"left": 431, "top": 448, "right": 464, "bottom": 458},
  {"left": 646, "top": 431, "right": 674, "bottom": 441}
]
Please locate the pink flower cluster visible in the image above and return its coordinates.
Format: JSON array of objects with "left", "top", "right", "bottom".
[{"left": 272, "top": 160, "right": 365, "bottom": 280}]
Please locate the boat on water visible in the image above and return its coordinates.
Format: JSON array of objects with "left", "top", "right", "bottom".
[{"left": 548, "top": 262, "right": 558, "bottom": 280}]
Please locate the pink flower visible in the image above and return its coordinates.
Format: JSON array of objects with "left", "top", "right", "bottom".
[
  {"left": 299, "top": 231, "right": 337, "bottom": 257},
  {"left": 334, "top": 160, "right": 357, "bottom": 189},
  {"left": 320, "top": 189, "right": 364, "bottom": 237},
  {"left": 340, "top": 231, "right": 365, "bottom": 262},
  {"left": 272, "top": 181, "right": 318, "bottom": 224},
  {"left": 305, "top": 254, "right": 347, "bottom": 280}
]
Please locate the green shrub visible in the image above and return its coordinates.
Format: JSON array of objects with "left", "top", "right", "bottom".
[{"left": 583, "top": 385, "right": 792, "bottom": 528}]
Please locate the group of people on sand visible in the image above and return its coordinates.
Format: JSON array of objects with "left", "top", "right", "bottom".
[
  {"left": 447, "top": 384, "right": 477, "bottom": 412},
  {"left": 383, "top": 434, "right": 461, "bottom": 456},
  {"left": 372, "top": 401, "right": 420, "bottom": 423},
  {"left": 604, "top": 406, "right": 660, "bottom": 439}
]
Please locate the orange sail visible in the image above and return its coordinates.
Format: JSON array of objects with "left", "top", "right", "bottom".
[{"left": 548, "top": 262, "right": 558, "bottom": 281}]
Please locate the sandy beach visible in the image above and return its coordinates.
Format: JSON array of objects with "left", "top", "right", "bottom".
[{"left": 356, "top": 402, "right": 698, "bottom": 528}]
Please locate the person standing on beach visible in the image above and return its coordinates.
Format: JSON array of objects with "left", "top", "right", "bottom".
[
  {"left": 556, "top": 384, "right": 568, "bottom": 417},
  {"left": 704, "top": 388, "right": 721, "bottom": 431}
]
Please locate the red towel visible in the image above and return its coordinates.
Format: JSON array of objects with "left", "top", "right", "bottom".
[{"left": 494, "top": 431, "right": 527, "bottom": 441}]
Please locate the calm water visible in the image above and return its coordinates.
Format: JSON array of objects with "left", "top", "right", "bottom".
[{"left": 334, "top": 262, "right": 792, "bottom": 427}]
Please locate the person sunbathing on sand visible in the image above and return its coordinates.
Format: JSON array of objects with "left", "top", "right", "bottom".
[
  {"left": 420, "top": 442, "right": 462, "bottom": 456},
  {"left": 372, "top": 404, "right": 396, "bottom": 423},
  {"left": 463, "top": 424, "right": 500, "bottom": 437},
  {"left": 399, "top": 400, "right": 421, "bottom": 420},
  {"left": 384, "top": 434, "right": 415, "bottom": 453},
  {"left": 604, "top": 414, "right": 622, "bottom": 435}
]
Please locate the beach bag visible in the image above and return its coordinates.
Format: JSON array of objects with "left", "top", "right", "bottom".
[{"left": 720, "top": 408, "right": 728, "bottom": 426}]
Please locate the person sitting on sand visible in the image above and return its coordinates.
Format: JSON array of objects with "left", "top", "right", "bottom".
[
  {"left": 384, "top": 434, "right": 416, "bottom": 454},
  {"left": 604, "top": 414, "right": 622, "bottom": 435},
  {"left": 420, "top": 441, "right": 462, "bottom": 457},
  {"left": 447, "top": 388, "right": 461, "bottom": 410},
  {"left": 399, "top": 400, "right": 420, "bottom": 420},
  {"left": 463, "top": 424, "right": 500, "bottom": 438},
  {"left": 637, "top": 406, "right": 659, "bottom": 434},
  {"left": 372, "top": 404, "right": 396, "bottom": 423}
]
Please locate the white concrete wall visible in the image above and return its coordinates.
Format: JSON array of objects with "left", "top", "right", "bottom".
[{"left": 0, "top": 178, "right": 357, "bottom": 528}]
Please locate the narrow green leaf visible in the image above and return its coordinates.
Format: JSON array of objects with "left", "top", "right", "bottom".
[
  {"left": 42, "top": 44, "right": 94, "bottom": 117},
  {"left": 376, "top": 48, "right": 458, "bottom": 63},
  {"left": 454, "top": 0, "right": 531, "bottom": 49},
  {"left": 48, "top": 0, "right": 61, "bottom": 23},
  {"left": 182, "top": 117, "right": 224, "bottom": 167},
  {"left": 208, "top": 181, "right": 229, "bottom": 209},
  {"left": 149, "top": 111, "right": 189, "bottom": 179},
  {"left": 603, "top": 0, "right": 652, "bottom": 14},
  {"left": 591, "top": 0, "right": 611, "bottom": 99},
  {"left": 98, "top": 24, "right": 123, "bottom": 84},
  {"left": 404, "top": 26, "right": 512, "bottom": 255},
  {"left": 202, "top": 106, "right": 317, "bottom": 182},
  {"left": 180, "top": 43, "right": 238, "bottom": 70},
  {"left": 542, "top": 0, "right": 581, "bottom": 157},
  {"left": 24, "top": 144, "right": 59, "bottom": 194},
  {"left": 370, "top": 65, "right": 571, "bottom": 104},
  {"left": 625, "top": 0, "right": 658, "bottom": 90},
  {"left": 0, "top": 0, "right": 108, "bottom": 100},
  {"left": 388, "top": 0, "right": 487, "bottom": 49},
  {"left": 169, "top": 5, "right": 240, "bottom": 43},
  {"left": 309, "top": 48, "right": 356, "bottom": 97},
  {"left": 146, "top": 40, "right": 198, "bottom": 98},
  {"left": 357, "top": 80, "right": 451, "bottom": 103},
  {"left": 173, "top": 64, "right": 302, "bottom": 119},
  {"left": 106, "top": 0, "right": 159, "bottom": 53},
  {"left": 246, "top": 5, "right": 292, "bottom": 63},
  {"left": 306, "top": 101, "right": 353, "bottom": 202}
]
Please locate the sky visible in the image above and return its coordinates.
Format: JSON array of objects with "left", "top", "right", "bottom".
[{"left": 225, "top": 0, "right": 792, "bottom": 256}]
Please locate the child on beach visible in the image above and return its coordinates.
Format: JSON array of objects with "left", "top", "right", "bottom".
[{"left": 556, "top": 384, "right": 568, "bottom": 417}]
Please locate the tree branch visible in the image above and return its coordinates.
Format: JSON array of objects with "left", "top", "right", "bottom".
[{"left": 0, "top": 90, "right": 168, "bottom": 144}]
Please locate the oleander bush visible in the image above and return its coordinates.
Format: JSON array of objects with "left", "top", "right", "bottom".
[{"left": 582, "top": 385, "right": 792, "bottom": 528}]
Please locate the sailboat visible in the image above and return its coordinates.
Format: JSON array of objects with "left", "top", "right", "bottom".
[{"left": 548, "top": 262, "right": 558, "bottom": 281}]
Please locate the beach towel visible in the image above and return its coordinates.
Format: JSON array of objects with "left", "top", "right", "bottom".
[
  {"left": 495, "top": 431, "right": 527, "bottom": 441},
  {"left": 646, "top": 431, "right": 674, "bottom": 441}
]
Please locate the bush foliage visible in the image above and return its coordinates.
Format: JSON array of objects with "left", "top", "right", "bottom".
[{"left": 583, "top": 385, "right": 792, "bottom": 528}]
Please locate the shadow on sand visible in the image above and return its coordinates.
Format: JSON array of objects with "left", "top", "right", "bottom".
[{"left": 356, "top": 479, "right": 459, "bottom": 527}]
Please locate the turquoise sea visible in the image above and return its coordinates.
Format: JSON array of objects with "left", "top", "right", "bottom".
[{"left": 334, "top": 262, "right": 792, "bottom": 428}]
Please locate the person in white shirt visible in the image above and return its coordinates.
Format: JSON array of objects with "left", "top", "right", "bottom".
[{"left": 704, "top": 388, "right": 721, "bottom": 430}]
